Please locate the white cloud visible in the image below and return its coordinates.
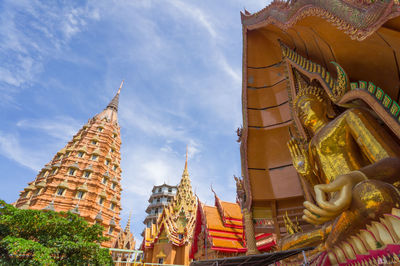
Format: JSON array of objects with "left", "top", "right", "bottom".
[
  {"left": 169, "top": 0, "right": 218, "bottom": 39},
  {"left": 0, "top": 131, "right": 43, "bottom": 170},
  {"left": 0, "top": 0, "right": 100, "bottom": 98},
  {"left": 16, "top": 116, "right": 81, "bottom": 142}
]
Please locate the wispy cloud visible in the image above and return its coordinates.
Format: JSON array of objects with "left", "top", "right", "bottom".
[
  {"left": 0, "top": 131, "right": 43, "bottom": 170},
  {"left": 16, "top": 116, "right": 81, "bottom": 142},
  {"left": 0, "top": 0, "right": 100, "bottom": 103}
]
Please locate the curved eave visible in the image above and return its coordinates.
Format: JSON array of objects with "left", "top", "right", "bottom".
[{"left": 241, "top": 1, "right": 400, "bottom": 41}]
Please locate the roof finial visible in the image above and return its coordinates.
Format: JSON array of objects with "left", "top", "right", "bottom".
[
  {"left": 185, "top": 145, "right": 188, "bottom": 171},
  {"left": 117, "top": 80, "right": 124, "bottom": 95}
]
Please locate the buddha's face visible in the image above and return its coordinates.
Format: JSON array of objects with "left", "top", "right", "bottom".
[{"left": 296, "top": 95, "right": 327, "bottom": 132}]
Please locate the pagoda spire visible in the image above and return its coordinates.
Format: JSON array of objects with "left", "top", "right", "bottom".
[
  {"left": 97, "top": 81, "right": 124, "bottom": 124},
  {"left": 183, "top": 145, "right": 188, "bottom": 176},
  {"left": 125, "top": 211, "right": 132, "bottom": 233},
  {"left": 106, "top": 80, "right": 124, "bottom": 112}
]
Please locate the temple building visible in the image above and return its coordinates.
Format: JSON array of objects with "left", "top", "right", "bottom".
[
  {"left": 190, "top": 190, "right": 274, "bottom": 261},
  {"left": 143, "top": 183, "right": 177, "bottom": 228},
  {"left": 111, "top": 214, "right": 137, "bottom": 263},
  {"left": 238, "top": 0, "right": 400, "bottom": 265},
  {"left": 14, "top": 82, "right": 131, "bottom": 248},
  {"left": 142, "top": 151, "right": 197, "bottom": 265}
]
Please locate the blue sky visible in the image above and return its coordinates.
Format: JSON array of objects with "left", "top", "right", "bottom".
[{"left": 0, "top": 0, "right": 269, "bottom": 245}]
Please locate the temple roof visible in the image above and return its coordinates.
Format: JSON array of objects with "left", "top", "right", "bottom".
[
  {"left": 144, "top": 148, "right": 197, "bottom": 248},
  {"left": 190, "top": 196, "right": 246, "bottom": 258}
]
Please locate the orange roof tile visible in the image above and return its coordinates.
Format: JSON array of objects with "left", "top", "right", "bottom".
[
  {"left": 212, "top": 238, "right": 245, "bottom": 250},
  {"left": 204, "top": 206, "right": 243, "bottom": 232},
  {"left": 220, "top": 201, "right": 242, "bottom": 220}
]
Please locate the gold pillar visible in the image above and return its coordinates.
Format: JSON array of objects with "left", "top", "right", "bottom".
[{"left": 243, "top": 208, "right": 259, "bottom": 255}]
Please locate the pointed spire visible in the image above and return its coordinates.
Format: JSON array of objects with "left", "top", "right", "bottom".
[
  {"left": 125, "top": 211, "right": 132, "bottom": 233},
  {"left": 106, "top": 80, "right": 124, "bottom": 112},
  {"left": 183, "top": 146, "right": 188, "bottom": 176}
]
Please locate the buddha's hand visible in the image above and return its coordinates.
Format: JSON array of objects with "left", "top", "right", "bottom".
[
  {"left": 302, "top": 171, "right": 367, "bottom": 225},
  {"left": 287, "top": 138, "right": 311, "bottom": 176}
]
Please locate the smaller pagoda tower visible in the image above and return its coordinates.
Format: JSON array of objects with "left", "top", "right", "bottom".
[
  {"left": 14, "top": 82, "right": 125, "bottom": 248},
  {"left": 143, "top": 149, "right": 197, "bottom": 265},
  {"left": 143, "top": 183, "right": 177, "bottom": 228}
]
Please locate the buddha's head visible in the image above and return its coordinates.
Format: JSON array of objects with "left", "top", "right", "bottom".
[{"left": 294, "top": 86, "right": 329, "bottom": 134}]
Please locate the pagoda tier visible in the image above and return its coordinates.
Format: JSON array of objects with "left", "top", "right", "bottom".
[
  {"left": 143, "top": 183, "right": 177, "bottom": 228},
  {"left": 15, "top": 82, "right": 124, "bottom": 248},
  {"left": 143, "top": 150, "right": 197, "bottom": 265}
]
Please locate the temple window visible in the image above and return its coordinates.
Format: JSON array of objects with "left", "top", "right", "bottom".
[
  {"left": 84, "top": 171, "right": 91, "bottom": 178},
  {"left": 110, "top": 202, "right": 115, "bottom": 210},
  {"left": 65, "top": 151, "right": 70, "bottom": 157},
  {"left": 110, "top": 148, "right": 114, "bottom": 153},
  {"left": 77, "top": 191, "right": 85, "bottom": 199},
  {"left": 102, "top": 177, "right": 108, "bottom": 185},
  {"left": 167, "top": 198, "right": 171, "bottom": 202},
  {"left": 179, "top": 234, "right": 183, "bottom": 240},
  {"left": 68, "top": 168, "right": 76, "bottom": 176},
  {"left": 99, "top": 197, "right": 105, "bottom": 205},
  {"left": 21, "top": 191, "right": 28, "bottom": 198},
  {"left": 111, "top": 183, "right": 116, "bottom": 190},
  {"left": 113, "top": 165, "right": 117, "bottom": 171},
  {"left": 108, "top": 226, "right": 114, "bottom": 234},
  {"left": 158, "top": 258, "right": 164, "bottom": 264},
  {"left": 97, "top": 127, "right": 103, "bottom": 132},
  {"left": 91, "top": 140, "right": 97, "bottom": 145},
  {"left": 77, "top": 152, "right": 84, "bottom": 158},
  {"left": 113, "top": 134, "right": 117, "bottom": 138},
  {"left": 56, "top": 154, "right": 62, "bottom": 160},
  {"left": 168, "top": 188, "right": 172, "bottom": 192},
  {"left": 91, "top": 155, "right": 98, "bottom": 161},
  {"left": 43, "top": 171, "right": 49, "bottom": 177},
  {"left": 158, "top": 188, "right": 162, "bottom": 193},
  {"left": 51, "top": 168, "right": 57, "bottom": 175},
  {"left": 56, "top": 188, "right": 65, "bottom": 196},
  {"left": 157, "top": 198, "right": 160, "bottom": 203},
  {"left": 105, "top": 160, "right": 110, "bottom": 166}
]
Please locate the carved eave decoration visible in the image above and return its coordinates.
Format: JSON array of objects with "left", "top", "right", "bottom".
[{"left": 241, "top": 0, "right": 400, "bottom": 41}]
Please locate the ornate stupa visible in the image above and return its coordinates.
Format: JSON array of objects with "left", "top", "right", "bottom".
[
  {"left": 14, "top": 82, "right": 126, "bottom": 248},
  {"left": 143, "top": 149, "right": 197, "bottom": 265}
]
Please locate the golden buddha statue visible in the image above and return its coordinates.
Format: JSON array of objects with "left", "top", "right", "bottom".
[{"left": 287, "top": 84, "right": 400, "bottom": 249}]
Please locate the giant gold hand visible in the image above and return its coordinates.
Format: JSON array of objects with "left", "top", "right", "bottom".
[
  {"left": 303, "top": 171, "right": 367, "bottom": 225},
  {"left": 287, "top": 138, "right": 311, "bottom": 177}
]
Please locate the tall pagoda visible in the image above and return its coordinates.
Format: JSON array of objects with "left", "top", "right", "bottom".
[
  {"left": 143, "top": 150, "right": 197, "bottom": 265},
  {"left": 15, "top": 82, "right": 126, "bottom": 248}
]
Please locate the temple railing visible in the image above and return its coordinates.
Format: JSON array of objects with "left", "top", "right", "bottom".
[{"left": 109, "top": 248, "right": 184, "bottom": 266}]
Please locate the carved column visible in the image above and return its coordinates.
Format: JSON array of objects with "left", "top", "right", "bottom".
[{"left": 243, "top": 208, "right": 259, "bottom": 255}]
